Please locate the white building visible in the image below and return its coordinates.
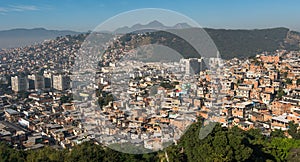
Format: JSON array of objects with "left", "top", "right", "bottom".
[
  {"left": 180, "top": 58, "right": 203, "bottom": 75},
  {"left": 11, "top": 75, "right": 28, "bottom": 92},
  {"left": 53, "top": 74, "right": 70, "bottom": 91}
]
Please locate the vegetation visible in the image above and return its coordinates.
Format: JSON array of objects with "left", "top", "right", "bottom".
[
  {"left": 297, "top": 79, "right": 300, "bottom": 86},
  {"left": 1, "top": 120, "right": 300, "bottom": 162},
  {"left": 285, "top": 78, "right": 293, "bottom": 85},
  {"left": 270, "top": 129, "right": 285, "bottom": 138},
  {"left": 288, "top": 122, "right": 300, "bottom": 139},
  {"left": 282, "top": 72, "right": 288, "bottom": 79},
  {"left": 205, "top": 27, "right": 293, "bottom": 59},
  {"left": 160, "top": 82, "right": 176, "bottom": 89},
  {"left": 276, "top": 88, "right": 286, "bottom": 99},
  {"left": 60, "top": 95, "right": 73, "bottom": 104},
  {"left": 97, "top": 92, "right": 114, "bottom": 108},
  {"left": 119, "top": 27, "right": 300, "bottom": 60}
]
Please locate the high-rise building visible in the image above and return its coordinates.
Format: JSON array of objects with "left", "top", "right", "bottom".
[
  {"left": 28, "top": 74, "right": 45, "bottom": 90},
  {"left": 43, "top": 71, "right": 53, "bottom": 89},
  {"left": 11, "top": 75, "right": 28, "bottom": 92},
  {"left": 180, "top": 58, "right": 204, "bottom": 75},
  {"left": 53, "top": 74, "right": 70, "bottom": 91}
]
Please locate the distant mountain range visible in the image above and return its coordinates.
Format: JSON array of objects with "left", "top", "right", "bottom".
[
  {"left": 0, "top": 28, "right": 80, "bottom": 49},
  {"left": 114, "top": 20, "right": 192, "bottom": 33},
  {"left": 1, "top": 21, "right": 300, "bottom": 59}
]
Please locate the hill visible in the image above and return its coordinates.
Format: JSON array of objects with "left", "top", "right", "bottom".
[
  {"left": 0, "top": 28, "right": 80, "bottom": 49},
  {"left": 205, "top": 27, "right": 300, "bottom": 59},
  {"left": 118, "top": 27, "right": 300, "bottom": 59}
]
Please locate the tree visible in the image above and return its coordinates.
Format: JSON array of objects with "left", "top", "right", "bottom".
[
  {"left": 66, "top": 142, "right": 105, "bottom": 162},
  {"left": 60, "top": 95, "right": 73, "bottom": 104},
  {"left": 286, "top": 78, "right": 292, "bottom": 85},
  {"left": 297, "top": 79, "right": 300, "bottom": 86},
  {"left": 160, "top": 82, "right": 175, "bottom": 89},
  {"left": 179, "top": 122, "right": 253, "bottom": 161},
  {"left": 0, "top": 142, "right": 26, "bottom": 162},
  {"left": 271, "top": 129, "right": 285, "bottom": 138},
  {"left": 282, "top": 71, "right": 288, "bottom": 78},
  {"left": 98, "top": 93, "right": 114, "bottom": 108},
  {"left": 288, "top": 122, "right": 300, "bottom": 139},
  {"left": 263, "top": 138, "right": 300, "bottom": 161},
  {"left": 26, "top": 146, "right": 66, "bottom": 162},
  {"left": 276, "top": 88, "right": 286, "bottom": 99}
]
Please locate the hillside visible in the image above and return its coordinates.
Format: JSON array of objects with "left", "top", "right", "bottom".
[
  {"left": 205, "top": 27, "right": 294, "bottom": 59},
  {"left": 118, "top": 27, "right": 300, "bottom": 59}
]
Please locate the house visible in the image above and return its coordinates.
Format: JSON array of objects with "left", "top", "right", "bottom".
[
  {"left": 249, "top": 112, "right": 264, "bottom": 122},
  {"left": 236, "top": 84, "right": 252, "bottom": 98},
  {"left": 238, "top": 121, "right": 254, "bottom": 131},
  {"left": 232, "top": 102, "right": 253, "bottom": 118},
  {"left": 62, "top": 103, "right": 75, "bottom": 111},
  {"left": 4, "top": 108, "right": 19, "bottom": 121},
  {"left": 260, "top": 92, "right": 274, "bottom": 104},
  {"left": 270, "top": 100, "right": 292, "bottom": 115},
  {"left": 271, "top": 114, "right": 290, "bottom": 130}
]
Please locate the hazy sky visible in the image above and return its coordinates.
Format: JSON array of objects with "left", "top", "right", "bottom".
[{"left": 0, "top": 0, "right": 300, "bottom": 32}]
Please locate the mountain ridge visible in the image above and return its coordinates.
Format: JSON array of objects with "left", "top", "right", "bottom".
[
  {"left": 1, "top": 23, "right": 300, "bottom": 59},
  {"left": 114, "top": 21, "right": 192, "bottom": 33},
  {"left": 116, "top": 25, "right": 300, "bottom": 59}
]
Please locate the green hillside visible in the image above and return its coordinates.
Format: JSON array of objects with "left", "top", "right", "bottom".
[
  {"left": 119, "top": 27, "right": 300, "bottom": 59},
  {"left": 205, "top": 27, "right": 291, "bottom": 59}
]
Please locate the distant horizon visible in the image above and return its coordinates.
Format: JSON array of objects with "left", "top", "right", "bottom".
[
  {"left": 0, "top": 19, "right": 296, "bottom": 50},
  {"left": 0, "top": 25, "right": 298, "bottom": 33}
]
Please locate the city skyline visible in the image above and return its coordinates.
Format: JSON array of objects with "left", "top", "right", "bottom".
[{"left": 0, "top": 0, "right": 300, "bottom": 32}]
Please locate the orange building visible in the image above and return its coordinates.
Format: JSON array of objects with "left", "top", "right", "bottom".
[
  {"left": 260, "top": 55, "right": 280, "bottom": 64},
  {"left": 270, "top": 101, "right": 292, "bottom": 115}
]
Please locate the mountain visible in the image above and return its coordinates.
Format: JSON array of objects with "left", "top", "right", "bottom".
[
  {"left": 284, "top": 30, "right": 300, "bottom": 50},
  {"left": 116, "top": 23, "right": 300, "bottom": 59},
  {"left": 2, "top": 22, "right": 300, "bottom": 59},
  {"left": 114, "top": 20, "right": 192, "bottom": 34},
  {"left": 0, "top": 28, "right": 80, "bottom": 49},
  {"left": 204, "top": 27, "right": 298, "bottom": 59},
  {"left": 114, "top": 21, "right": 300, "bottom": 59}
]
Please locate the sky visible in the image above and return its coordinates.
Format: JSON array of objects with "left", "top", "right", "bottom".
[{"left": 0, "top": 0, "right": 300, "bottom": 32}]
